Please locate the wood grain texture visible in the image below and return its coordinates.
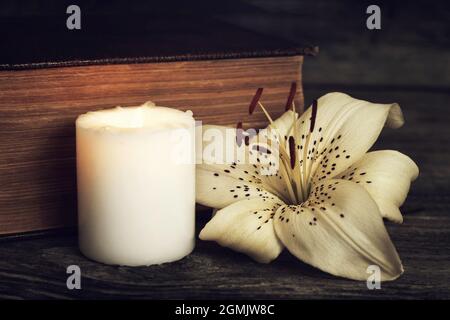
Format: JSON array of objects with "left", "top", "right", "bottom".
[
  {"left": 0, "top": 56, "right": 304, "bottom": 234},
  {"left": 0, "top": 88, "right": 448, "bottom": 299}
]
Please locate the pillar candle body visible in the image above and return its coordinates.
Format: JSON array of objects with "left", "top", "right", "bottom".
[{"left": 76, "top": 102, "right": 195, "bottom": 266}]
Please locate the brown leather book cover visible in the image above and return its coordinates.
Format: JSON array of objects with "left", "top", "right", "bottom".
[{"left": 0, "top": 14, "right": 317, "bottom": 235}]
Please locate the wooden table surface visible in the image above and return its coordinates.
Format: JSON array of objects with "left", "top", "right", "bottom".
[{"left": 1, "top": 87, "right": 449, "bottom": 299}]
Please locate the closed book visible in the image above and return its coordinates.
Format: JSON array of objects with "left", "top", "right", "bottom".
[{"left": 0, "top": 14, "right": 317, "bottom": 235}]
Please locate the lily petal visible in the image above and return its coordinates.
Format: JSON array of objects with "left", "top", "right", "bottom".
[
  {"left": 196, "top": 164, "right": 281, "bottom": 208},
  {"left": 291, "top": 92, "right": 404, "bottom": 186},
  {"left": 336, "top": 150, "right": 419, "bottom": 223},
  {"left": 199, "top": 197, "right": 285, "bottom": 263},
  {"left": 274, "top": 179, "right": 403, "bottom": 281},
  {"left": 267, "top": 110, "right": 297, "bottom": 140}
]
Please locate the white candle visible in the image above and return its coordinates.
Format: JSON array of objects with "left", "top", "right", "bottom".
[{"left": 76, "top": 101, "right": 195, "bottom": 266}]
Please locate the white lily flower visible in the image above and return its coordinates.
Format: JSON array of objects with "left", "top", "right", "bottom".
[{"left": 196, "top": 87, "right": 418, "bottom": 281}]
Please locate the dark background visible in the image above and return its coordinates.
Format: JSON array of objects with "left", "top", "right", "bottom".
[
  {"left": 1, "top": 0, "right": 449, "bottom": 299},
  {"left": 1, "top": 0, "right": 449, "bottom": 89}
]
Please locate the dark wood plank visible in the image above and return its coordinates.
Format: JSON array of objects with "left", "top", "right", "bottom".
[
  {"left": 0, "top": 88, "right": 449, "bottom": 299},
  {"left": 0, "top": 205, "right": 448, "bottom": 299}
]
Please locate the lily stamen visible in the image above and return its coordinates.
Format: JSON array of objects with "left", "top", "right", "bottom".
[
  {"left": 301, "top": 99, "right": 318, "bottom": 196},
  {"left": 257, "top": 102, "right": 274, "bottom": 124},
  {"left": 249, "top": 88, "right": 263, "bottom": 115},
  {"left": 287, "top": 82, "right": 308, "bottom": 202},
  {"left": 288, "top": 136, "right": 296, "bottom": 169},
  {"left": 285, "top": 82, "right": 297, "bottom": 112}
]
